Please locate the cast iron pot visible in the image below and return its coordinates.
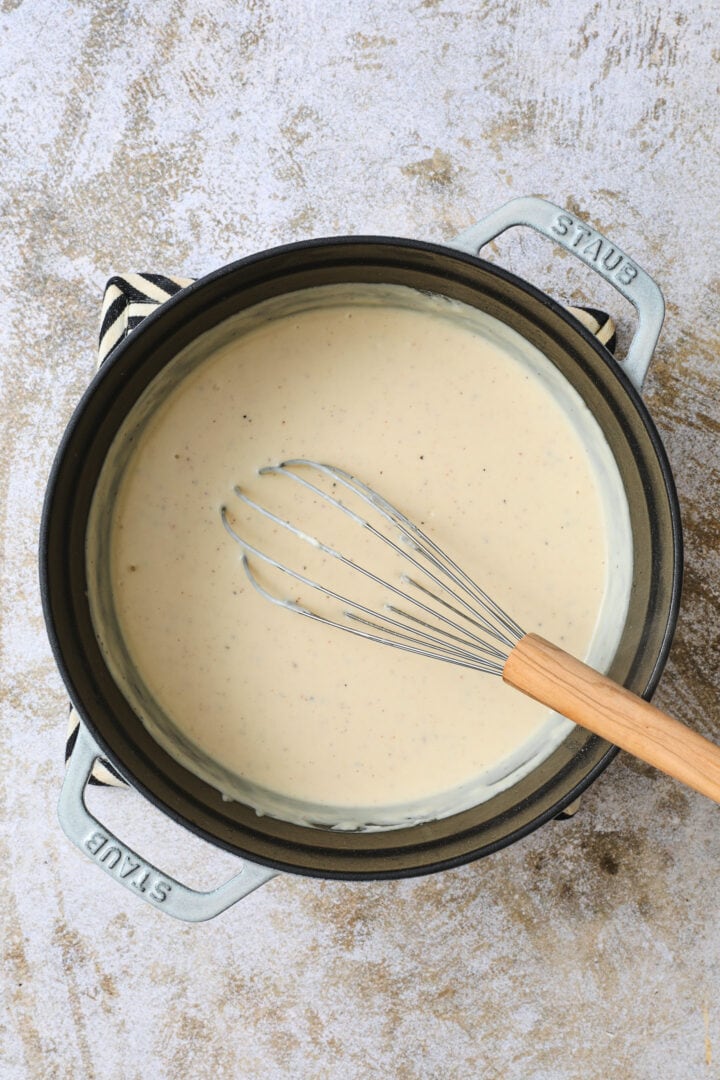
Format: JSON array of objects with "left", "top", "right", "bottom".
[{"left": 41, "top": 197, "right": 682, "bottom": 921}]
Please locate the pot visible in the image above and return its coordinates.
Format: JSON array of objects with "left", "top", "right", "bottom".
[{"left": 41, "top": 197, "right": 682, "bottom": 921}]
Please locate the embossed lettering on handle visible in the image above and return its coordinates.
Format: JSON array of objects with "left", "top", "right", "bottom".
[
  {"left": 451, "top": 196, "right": 665, "bottom": 391},
  {"left": 549, "top": 212, "right": 639, "bottom": 287},
  {"left": 84, "top": 829, "right": 173, "bottom": 904},
  {"left": 59, "top": 724, "right": 278, "bottom": 922}
]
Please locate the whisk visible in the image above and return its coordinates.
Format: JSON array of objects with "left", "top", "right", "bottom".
[{"left": 221, "top": 459, "right": 720, "bottom": 804}]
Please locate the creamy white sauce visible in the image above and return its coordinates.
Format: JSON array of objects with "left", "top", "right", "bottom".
[{"left": 87, "top": 284, "right": 632, "bottom": 829}]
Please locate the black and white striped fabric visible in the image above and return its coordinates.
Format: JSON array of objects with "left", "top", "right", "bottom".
[
  {"left": 66, "top": 273, "right": 616, "bottom": 786},
  {"left": 98, "top": 272, "right": 194, "bottom": 360}
]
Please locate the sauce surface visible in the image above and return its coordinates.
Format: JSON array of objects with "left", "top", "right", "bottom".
[{"left": 89, "top": 285, "right": 631, "bottom": 828}]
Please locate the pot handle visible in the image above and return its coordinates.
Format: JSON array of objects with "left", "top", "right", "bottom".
[
  {"left": 451, "top": 196, "right": 665, "bottom": 391},
  {"left": 59, "top": 723, "right": 279, "bottom": 922}
]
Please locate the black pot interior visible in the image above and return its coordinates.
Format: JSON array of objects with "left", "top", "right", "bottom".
[{"left": 41, "top": 237, "right": 682, "bottom": 878}]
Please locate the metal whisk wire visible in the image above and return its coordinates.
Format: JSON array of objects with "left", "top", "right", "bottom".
[{"left": 220, "top": 459, "right": 525, "bottom": 675}]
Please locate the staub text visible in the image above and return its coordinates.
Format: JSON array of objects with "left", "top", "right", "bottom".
[
  {"left": 85, "top": 830, "right": 172, "bottom": 903},
  {"left": 551, "top": 213, "right": 638, "bottom": 287}
]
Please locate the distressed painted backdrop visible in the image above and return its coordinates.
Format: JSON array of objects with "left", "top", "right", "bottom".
[{"left": 2, "top": 1, "right": 719, "bottom": 1077}]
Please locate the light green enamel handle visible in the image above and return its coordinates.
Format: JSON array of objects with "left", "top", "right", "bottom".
[
  {"left": 59, "top": 724, "right": 278, "bottom": 922},
  {"left": 452, "top": 196, "right": 665, "bottom": 391}
]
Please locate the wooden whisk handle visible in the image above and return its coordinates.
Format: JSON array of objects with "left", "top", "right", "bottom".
[{"left": 503, "top": 633, "right": 720, "bottom": 804}]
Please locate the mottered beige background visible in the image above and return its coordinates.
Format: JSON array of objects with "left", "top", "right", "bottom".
[{"left": 1, "top": 1, "right": 719, "bottom": 1077}]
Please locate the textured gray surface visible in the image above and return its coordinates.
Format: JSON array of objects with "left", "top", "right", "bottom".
[{"left": 2, "top": 1, "right": 720, "bottom": 1076}]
